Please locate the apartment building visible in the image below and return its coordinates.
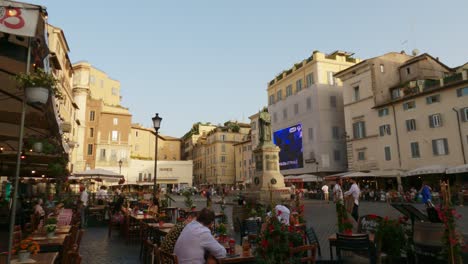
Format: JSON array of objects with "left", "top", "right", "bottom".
[
  {"left": 192, "top": 121, "right": 250, "bottom": 186},
  {"left": 181, "top": 122, "right": 217, "bottom": 161},
  {"left": 72, "top": 62, "right": 131, "bottom": 173},
  {"left": 233, "top": 137, "right": 254, "bottom": 185},
  {"left": 267, "top": 50, "right": 360, "bottom": 176},
  {"left": 47, "top": 24, "right": 79, "bottom": 171},
  {"left": 335, "top": 52, "right": 468, "bottom": 178},
  {"left": 130, "top": 124, "right": 181, "bottom": 161}
]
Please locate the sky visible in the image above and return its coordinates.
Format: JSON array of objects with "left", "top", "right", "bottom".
[{"left": 26, "top": 0, "right": 468, "bottom": 137}]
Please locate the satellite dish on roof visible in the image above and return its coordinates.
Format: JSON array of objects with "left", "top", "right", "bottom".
[{"left": 412, "top": 49, "right": 420, "bottom": 56}]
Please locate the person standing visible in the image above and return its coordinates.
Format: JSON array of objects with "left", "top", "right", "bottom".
[
  {"left": 174, "top": 208, "right": 226, "bottom": 263},
  {"left": 333, "top": 179, "right": 343, "bottom": 203},
  {"left": 322, "top": 184, "right": 329, "bottom": 203},
  {"left": 420, "top": 182, "right": 433, "bottom": 207},
  {"left": 344, "top": 178, "right": 360, "bottom": 222},
  {"left": 79, "top": 185, "right": 89, "bottom": 228}
]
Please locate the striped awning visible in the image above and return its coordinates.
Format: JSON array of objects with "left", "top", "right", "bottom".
[
  {"left": 403, "top": 165, "right": 447, "bottom": 177},
  {"left": 446, "top": 164, "right": 468, "bottom": 174}
]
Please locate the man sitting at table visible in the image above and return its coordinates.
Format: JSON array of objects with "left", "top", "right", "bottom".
[
  {"left": 160, "top": 212, "right": 196, "bottom": 254},
  {"left": 174, "top": 208, "right": 226, "bottom": 264}
]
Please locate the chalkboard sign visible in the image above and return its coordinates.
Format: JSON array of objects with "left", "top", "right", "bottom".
[{"left": 357, "top": 214, "right": 382, "bottom": 234}]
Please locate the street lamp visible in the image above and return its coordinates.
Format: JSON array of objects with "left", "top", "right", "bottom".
[
  {"left": 152, "top": 113, "right": 162, "bottom": 196},
  {"left": 119, "top": 159, "right": 123, "bottom": 174}
]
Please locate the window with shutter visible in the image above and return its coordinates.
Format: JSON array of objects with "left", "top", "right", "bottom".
[
  {"left": 432, "top": 138, "right": 448, "bottom": 155},
  {"left": 384, "top": 146, "right": 391, "bottom": 161},
  {"left": 457, "top": 87, "right": 468, "bottom": 97},
  {"left": 462, "top": 108, "right": 468, "bottom": 122},
  {"left": 410, "top": 142, "right": 420, "bottom": 158},
  {"left": 406, "top": 119, "right": 416, "bottom": 131},
  {"left": 429, "top": 114, "right": 442, "bottom": 127}
]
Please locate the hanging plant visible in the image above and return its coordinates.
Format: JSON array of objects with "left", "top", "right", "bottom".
[{"left": 14, "top": 68, "right": 62, "bottom": 104}]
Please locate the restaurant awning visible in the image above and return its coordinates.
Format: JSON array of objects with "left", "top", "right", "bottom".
[
  {"left": 323, "top": 172, "right": 349, "bottom": 181},
  {"left": 72, "top": 168, "right": 124, "bottom": 182},
  {"left": 446, "top": 164, "right": 468, "bottom": 174},
  {"left": 342, "top": 171, "right": 376, "bottom": 178},
  {"left": 403, "top": 165, "right": 448, "bottom": 177},
  {"left": 369, "top": 170, "right": 405, "bottom": 178}
]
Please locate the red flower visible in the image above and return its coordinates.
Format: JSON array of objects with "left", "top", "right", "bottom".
[
  {"left": 289, "top": 242, "right": 294, "bottom": 248},
  {"left": 277, "top": 210, "right": 282, "bottom": 216},
  {"left": 368, "top": 214, "right": 378, "bottom": 219},
  {"left": 261, "top": 239, "right": 268, "bottom": 249},
  {"left": 269, "top": 224, "right": 274, "bottom": 232}
]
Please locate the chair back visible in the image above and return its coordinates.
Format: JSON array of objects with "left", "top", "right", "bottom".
[
  {"left": 305, "top": 226, "right": 321, "bottom": 257},
  {"left": 0, "top": 252, "right": 8, "bottom": 264},
  {"left": 76, "top": 230, "right": 85, "bottom": 250},
  {"left": 336, "top": 233, "right": 376, "bottom": 264},
  {"left": 243, "top": 219, "right": 259, "bottom": 235},
  {"left": 65, "top": 250, "right": 82, "bottom": 264},
  {"left": 142, "top": 239, "right": 156, "bottom": 264},
  {"left": 357, "top": 215, "right": 382, "bottom": 234},
  {"left": 336, "top": 233, "right": 371, "bottom": 251},
  {"left": 159, "top": 250, "right": 178, "bottom": 264},
  {"left": 290, "top": 244, "right": 317, "bottom": 264},
  {"left": 61, "top": 235, "right": 73, "bottom": 264},
  {"left": 70, "top": 225, "right": 79, "bottom": 243}
]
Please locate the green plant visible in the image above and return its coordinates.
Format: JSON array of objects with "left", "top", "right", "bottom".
[
  {"left": 182, "top": 190, "right": 194, "bottom": 208},
  {"left": 436, "top": 205, "right": 464, "bottom": 263},
  {"left": 255, "top": 212, "right": 303, "bottom": 264},
  {"left": 335, "top": 202, "right": 349, "bottom": 232},
  {"left": 45, "top": 224, "right": 56, "bottom": 233},
  {"left": 375, "top": 217, "right": 407, "bottom": 260},
  {"left": 14, "top": 68, "right": 62, "bottom": 99},
  {"left": 217, "top": 223, "right": 227, "bottom": 236},
  {"left": 48, "top": 163, "right": 65, "bottom": 177}
]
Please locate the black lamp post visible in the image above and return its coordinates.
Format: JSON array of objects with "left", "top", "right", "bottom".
[
  {"left": 119, "top": 159, "right": 123, "bottom": 174},
  {"left": 152, "top": 113, "right": 162, "bottom": 196}
]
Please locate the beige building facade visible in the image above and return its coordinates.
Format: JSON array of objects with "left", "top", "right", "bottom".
[
  {"left": 335, "top": 52, "right": 468, "bottom": 177},
  {"left": 130, "top": 124, "right": 181, "bottom": 161},
  {"left": 233, "top": 138, "right": 254, "bottom": 184},
  {"left": 182, "top": 122, "right": 217, "bottom": 161},
  {"left": 47, "top": 24, "right": 78, "bottom": 171},
  {"left": 191, "top": 122, "right": 250, "bottom": 186},
  {"left": 72, "top": 62, "right": 132, "bottom": 173},
  {"left": 267, "top": 51, "right": 360, "bottom": 176}
]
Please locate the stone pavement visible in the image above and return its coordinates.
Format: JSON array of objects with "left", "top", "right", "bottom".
[{"left": 78, "top": 195, "right": 468, "bottom": 263}]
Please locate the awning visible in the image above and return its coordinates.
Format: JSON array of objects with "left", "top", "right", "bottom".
[
  {"left": 285, "top": 174, "right": 321, "bottom": 183},
  {"left": 342, "top": 171, "right": 376, "bottom": 178},
  {"left": 446, "top": 164, "right": 468, "bottom": 174},
  {"left": 72, "top": 168, "right": 124, "bottom": 182},
  {"left": 403, "top": 165, "right": 447, "bottom": 177},
  {"left": 369, "top": 170, "right": 405, "bottom": 178}
]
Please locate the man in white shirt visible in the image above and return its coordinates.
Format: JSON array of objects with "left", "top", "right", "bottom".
[
  {"left": 333, "top": 179, "right": 343, "bottom": 203},
  {"left": 80, "top": 185, "right": 88, "bottom": 228},
  {"left": 344, "top": 178, "right": 361, "bottom": 221},
  {"left": 321, "top": 184, "right": 329, "bottom": 203},
  {"left": 174, "top": 208, "right": 226, "bottom": 264},
  {"left": 96, "top": 186, "right": 107, "bottom": 205}
]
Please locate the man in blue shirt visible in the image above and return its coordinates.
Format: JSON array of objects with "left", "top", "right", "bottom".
[{"left": 420, "top": 182, "right": 432, "bottom": 207}]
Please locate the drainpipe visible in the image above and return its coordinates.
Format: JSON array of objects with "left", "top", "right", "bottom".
[
  {"left": 391, "top": 105, "right": 403, "bottom": 191},
  {"left": 452, "top": 108, "right": 467, "bottom": 164},
  {"left": 391, "top": 105, "right": 402, "bottom": 168}
]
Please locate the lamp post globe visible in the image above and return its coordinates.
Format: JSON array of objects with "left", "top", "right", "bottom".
[{"left": 152, "top": 113, "right": 162, "bottom": 196}]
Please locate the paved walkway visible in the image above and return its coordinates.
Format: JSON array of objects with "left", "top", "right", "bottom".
[{"left": 78, "top": 195, "right": 468, "bottom": 263}]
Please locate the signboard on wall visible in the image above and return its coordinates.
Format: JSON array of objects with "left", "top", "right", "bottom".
[
  {"left": 273, "top": 124, "right": 303, "bottom": 170},
  {"left": 0, "top": 1, "right": 40, "bottom": 37}
]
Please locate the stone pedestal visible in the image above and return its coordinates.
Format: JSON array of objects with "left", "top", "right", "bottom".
[{"left": 246, "top": 142, "right": 290, "bottom": 204}]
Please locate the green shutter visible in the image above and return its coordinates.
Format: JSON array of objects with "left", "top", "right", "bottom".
[
  {"left": 432, "top": 140, "right": 437, "bottom": 155},
  {"left": 443, "top": 138, "right": 449, "bottom": 154},
  {"left": 429, "top": 116, "right": 434, "bottom": 128}
]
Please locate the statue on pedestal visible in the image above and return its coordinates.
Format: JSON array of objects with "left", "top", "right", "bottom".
[{"left": 258, "top": 109, "right": 272, "bottom": 145}]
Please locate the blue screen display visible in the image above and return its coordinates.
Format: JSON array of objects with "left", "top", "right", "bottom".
[{"left": 273, "top": 124, "right": 303, "bottom": 170}]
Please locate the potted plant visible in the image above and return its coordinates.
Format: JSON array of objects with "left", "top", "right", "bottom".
[
  {"left": 14, "top": 68, "right": 62, "bottom": 105},
  {"left": 375, "top": 217, "right": 407, "bottom": 263},
  {"left": 45, "top": 218, "right": 58, "bottom": 238},
  {"left": 13, "top": 238, "right": 40, "bottom": 262},
  {"left": 254, "top": 212, "right": 303, "bottom": 264},
  {"left": 217, "top": 223, "right": 228, "bottom": 242}
]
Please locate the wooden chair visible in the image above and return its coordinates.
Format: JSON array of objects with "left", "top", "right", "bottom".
[
  {"left": 335, "top": 233, "right": 376, "bottom": 264},
  {"left": 65, "top": 250, "right": 82, "bottom": 264},
  {"left": 0, "top": 252, "right": 8, "bottom": 264},
  {"left": 75, "top": 230, "right": 85, "bottom": 250},
  {"left": 141, "top": 239, "right": 156, "bottom": 264},
  {"left": 61, "top": 235, "right": 73, "bottom": 264},
  {"left": 159, "top": 250, "right": 178, "bottom": 264},
  {"left": 239, "top": 218, "right": 259, "bottom": 244},
  {"left": 305, "top": 226, "right": 322, "bottom": 258},
  {"left": 125, "top": 214, "right": 140, "bottom": 244},
  {"left": 69, "top": 225, "right": 79, "bottom": 243},
  {"left": 290, "top": 244, "right": 317, "bottom": 264},
  {"left": 140, "top": 222, "right": 150, "bottom": 260}
]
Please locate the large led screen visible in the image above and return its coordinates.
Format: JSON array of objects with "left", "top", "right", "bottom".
[{"left": 273, "top": 123, "right": 303, "bottom": 170}]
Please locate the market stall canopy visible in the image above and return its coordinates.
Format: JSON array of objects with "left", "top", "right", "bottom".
[
  {"left": 403, "top": 165, "right": 448, "bottom": 177},
  {"left": 445, "top": 164, "right": 468, "bottom": 174}
]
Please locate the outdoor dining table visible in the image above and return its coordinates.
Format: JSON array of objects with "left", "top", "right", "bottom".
[
  {"left": 11, "top": 252, "right": 59, "bottom": 264},
  {"left": 216, "top": 244, "right": 256, "bottom": 263},
  {"left": 33, "top": 225, "right": 71, "bottom": 235},
  {"left": 328, "top": 233, "right": 375, "bottom": 261},
  {"left": 130, "top": 213, "right": 156, "bottom": 222},
  {"left": 31, "top": 234, "right": 68, "bottom": 250}
]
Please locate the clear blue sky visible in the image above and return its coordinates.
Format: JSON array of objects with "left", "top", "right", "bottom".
[{"left": 28, "top": 0, "right": 468, "bottom": 137}]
